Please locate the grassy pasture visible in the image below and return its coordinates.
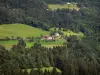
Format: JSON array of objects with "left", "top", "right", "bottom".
[
  {"left": 48, "top": 2, "right": 79, "bottom": 10},
  {"left": 0, "top": 39, "right": 66, "bottom": 49},
  {"left": 50, "top": 28, "right": 84, "bottom": 38},
  {"left": 0, "top": 24, "right": 84, "bottom": 49},
  {"left": 0, "top": 23, "right": 49, "bottom": 38},
  {"left": 63, "top": 30, "right": 84, "bottom": 37},
  {"left": 27, "top": 39, "right": 66, "bottom": 48},
  {"left": 40, "top": 39, "right": 65, "bottom": 45},
  {"left": 0, "top": 40, "right": 17, "bottom": 49}
]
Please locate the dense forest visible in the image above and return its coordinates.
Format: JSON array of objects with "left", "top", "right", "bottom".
[
  {"left": 0, "top": 0, "right": 100, "bottom": 32},
  {"left": 44, "top": 0, "right": 78, "bottom": 4},
  {"left": 0, "top": 0, "right": 100, "bottom": 75},
  {"left": 0, "top": 36, "right": 100, "bottom": 75}
]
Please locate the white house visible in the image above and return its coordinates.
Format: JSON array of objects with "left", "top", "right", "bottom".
[
  {"left": 47, "top": 36, "right": 53, "bottom": 40},
  {"left": 67, "top": 2, "right": 71, "bottom": 5},
  {"left": 55, "top": 33, "right": 60, "bottom": 37}
]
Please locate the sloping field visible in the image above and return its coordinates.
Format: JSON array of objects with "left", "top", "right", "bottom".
[
  {"left": 48, "top": 2, "right": 79, "bottom": 10},
  {"left": 50, "top": 28, "right": 84, "bottom": 37},
  {"left": 0, "top": 23, "right": 49, "bottom": 38}
]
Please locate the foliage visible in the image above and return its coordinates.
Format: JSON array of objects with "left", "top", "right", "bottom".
[
  {"left": 0, "top": 0, "right": 100, "bottom": 75},
  {"left": 0, "top": 36, "right": 100, "bottom": 75}
]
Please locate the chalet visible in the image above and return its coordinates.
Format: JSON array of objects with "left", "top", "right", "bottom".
[{"left": 41, "top": 36, "right": 54, "bottom": 40}]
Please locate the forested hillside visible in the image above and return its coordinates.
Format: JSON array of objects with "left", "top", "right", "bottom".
[
  {"left": 0, "top": 0, "right": 100, "bottom": 33},
  {"left": 0, "top": 0, "right": 100, "bottom": 75},
  {"left": 44, "top": 0, "right": 76, "bottom": 4},
  {"left": 0, "top": 0, "right": 50, "bottom": 30}
]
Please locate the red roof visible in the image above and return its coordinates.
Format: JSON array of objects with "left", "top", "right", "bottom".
[{"left": 42, "top": 36, "right": 49, "bottom": 38}]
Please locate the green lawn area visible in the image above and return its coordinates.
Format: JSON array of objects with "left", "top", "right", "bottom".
[
  {"left": 50, "top": 28, "right": 84, "bottom": 38},
  {"left": 48, "top": 2, "right": 79, "bottom": 10},
  {"left": 0, "top": 40, "right": 17, "bottom": 49},
  {"left": 40, "top": 39, "right": 65, "bottom": 45},
  {"left": 0, "top": 24, "right": 67, "bottom": 49},
  {"left": 63, "top": 29, "right": 84, "bottom": 37},
  {"left": 0, "top": 39, "right": 66, "bottom": 49},
  {"left": 0, "top": 24, "right": 84, "bottom": 49},
  {"left": 27, "top": 39, "right": 65, "bottom": 48},
  {"left": 0, "top": 23, "right": 49, "bottom": 38},
  {"left": 0, "top": 27, "right": 84, "bottom": 49}
]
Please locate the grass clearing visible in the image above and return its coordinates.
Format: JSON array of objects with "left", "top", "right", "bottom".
[
  {"left": 0, "top": 24, "right": 84, "bottom": 49},
  {"left": 0, "top": 39, "right": 66, "bottom": 49},
  {"left": 40, "top": 39, "right": 65, "bottom": 45},
  {"left": 48, "top": 2, "right": 79, "bottom": 10},
  {"left": 50, "top": 28, "right": 84, "bottom": 38},
  {"left": 0, "top": 23, "right": 49, "bottom": 38},
  {"left": 63, "top": 29, "right": 84, "bottom": 37},
  {"left": 0, "top": 40, "right": 17, "bottom": 49}
]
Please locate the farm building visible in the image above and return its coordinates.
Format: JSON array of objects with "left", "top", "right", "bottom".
[
  {"left": 55, "top": 33, "right": 60, "bottom": 37},
  {"left": 41, "top": 36, "right": 54, "bottom": 40}
]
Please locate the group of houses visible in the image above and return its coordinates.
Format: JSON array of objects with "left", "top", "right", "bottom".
[
  {"left": 41, "top": 33, "right": 60, "bottom": 41},
  {"left": 1, "top": 33, "right": 61, "bottom": 41}
]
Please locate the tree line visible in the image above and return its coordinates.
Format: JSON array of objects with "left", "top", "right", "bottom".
[{"left": 0, "top": 35, "right": 100, "bottom": 75}]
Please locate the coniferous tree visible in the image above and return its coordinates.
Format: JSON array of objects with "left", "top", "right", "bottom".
[
  {"left": 30, "top": 69, "right": 35, "bottom": 75},
  {"left": 24, "top": 69, "right": 29, "bottom": 75},
  {"left": 0, "top": 45, "right": 9, "bottom": 75},
  {"left": 17, "top": 39, "right": 26, "bottom": 47}
]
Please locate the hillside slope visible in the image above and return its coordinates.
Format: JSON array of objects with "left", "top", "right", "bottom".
[
  {"left": 0, "top": 0, "right": 49, "bottom": 29},
  {"left": 0, "top": 24, "right": 49, "bottom": 38}
]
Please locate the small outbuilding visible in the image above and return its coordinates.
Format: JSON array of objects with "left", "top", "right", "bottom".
[{"left": 55, "top": 33, "right": 60, "bottom": 37}]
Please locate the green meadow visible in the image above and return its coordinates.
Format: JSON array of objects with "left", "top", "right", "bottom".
[
  {"left": 0, "top": 24, "right": 84, "bottom": 49},
  {"left": 48, "top": 2, "right": 79, "bottom": 10},
  {"left": 50, "top": 28, "right": 84, "bottom": 37},
  {"left": 0, "top": 40, "right": 17, "bottom": 49},
  {"left": 0, "top": 23, "right": 49, "bottom": 38},
  {"left": 0, "top": 39, "right": 66, "bottom": 49}
]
